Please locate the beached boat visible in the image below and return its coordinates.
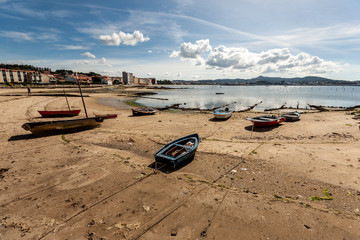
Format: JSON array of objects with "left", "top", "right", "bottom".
[
  {"left": 38, "top": 109, "right": 81, "bottom": 117},
  {"left": 212, "top": 108, "right": 232, "bottom": 119},
  {"left": 95, "top": 113, "right": 118, "bottom": 119},
  {"left": 281, "top": 111, "right": 300, "bottom": 122},
  {"left": 22, "top": 117, "right": 103, "bottom": 134},
  {"left": 132, "top": 107, "right": 157, "bottom": 116},
  {"left": 154, "top": 133, "right": 200, "bottom": 168},
  {"left": 247, "top": 115, "right": 286, "bottom": 127}
]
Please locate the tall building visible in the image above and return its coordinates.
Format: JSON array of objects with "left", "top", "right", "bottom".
[{"left": 122, "top": 71, "right": 134, "bottom": 85}]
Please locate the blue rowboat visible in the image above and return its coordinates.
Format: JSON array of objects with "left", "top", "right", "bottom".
[
  {"left": 211, "top": 108, "right": 233, "bottom": 119},
  {"left": 154, "top": 133, "right": 200, "bottom": 168}
]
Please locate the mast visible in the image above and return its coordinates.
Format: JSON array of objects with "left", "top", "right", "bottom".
[
  {"left": 63, "top": 89, "right": 71, "bottom": 111},
  {"left": 76, "top": 73, "right": 88, "bottom": 118}
]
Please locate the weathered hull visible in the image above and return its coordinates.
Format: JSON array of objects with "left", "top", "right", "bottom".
[
  {"left": 247, "top": 116, "right": 286, "bottom": 127},
  {"left": 281, "top": 112, "right": 300, "bottom": 122},
  {"left": 95, "top": 114, "right": 118, "bottom": 119},
  {"left": 38, "top": 110, "right": 81, "bottom": 117},
  {"left": 22, "top": 117, "right": 103, "bottom": 134},
  {"left": 132, "top": 108, "right": 157, "bottom": 116},
  {"left": 154, "top": 133, "right": 200, "bottom": 168}
]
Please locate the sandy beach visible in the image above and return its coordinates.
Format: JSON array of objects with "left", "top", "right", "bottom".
[{"left": 0, "top": 86, "right": 359, "bottom": 240}]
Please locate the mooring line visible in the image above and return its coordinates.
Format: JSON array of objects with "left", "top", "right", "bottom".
[
  {"left": 38, "top": 162, "right": 170, "bottom": 240},
  {"left": 200, "top": 186, "right": 231, "bottom": 238}
]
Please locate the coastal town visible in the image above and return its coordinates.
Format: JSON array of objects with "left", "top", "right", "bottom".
[{"left": 0, "top": 67, "right": 157, "bottom": 86}]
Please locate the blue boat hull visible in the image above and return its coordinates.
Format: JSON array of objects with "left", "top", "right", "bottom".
[{"left": 154, "top": 133, "right": 200, "bottom": 168}]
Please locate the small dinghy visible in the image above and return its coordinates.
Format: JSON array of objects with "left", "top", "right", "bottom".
[
  {"left": 247, "top": 115, "right": 286, "bottom": 127},
  {"left": 281, "top": 112, "right": 300, "bottom": 122},
  {"left": 211, "top": 108, "right": 232, "bottom": 119},
  {"left": 38, "top": 109, "right": 81, "bottom": 117},
  {"left": 95, "top": 113, "right": 118, "bottom": 119},
  {"left": 154, "top": 133, "right": 200, "bottom": 168},
  {"left": 132, "top": 107, "right": 158, "bottom": 116}
]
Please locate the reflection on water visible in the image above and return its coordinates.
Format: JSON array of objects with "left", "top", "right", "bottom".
[{"left": 130, "top": 85, "right": 360, "bottom": 111}]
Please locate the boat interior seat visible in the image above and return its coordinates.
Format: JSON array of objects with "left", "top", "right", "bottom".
[{"left": 173, "top": 143, "right": 192, "bottom": 149}]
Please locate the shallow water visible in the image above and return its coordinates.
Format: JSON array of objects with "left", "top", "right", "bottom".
[{"left": 134, "top": 85, "right": 360, "bottom": 111}]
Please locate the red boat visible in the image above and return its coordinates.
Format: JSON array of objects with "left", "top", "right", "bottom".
[
  {"left": 95, "top": 113, "right": 118, "bottom": 119},
  {"left": 247, "top": 115, "right": 286, "bottom": 127},
  {"left": 38, "top": 110, "right": 81, "bottom": 117}
]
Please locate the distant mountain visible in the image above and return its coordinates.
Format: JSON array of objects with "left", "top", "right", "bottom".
[{"left": 173, "top": 76, "right": 360, "bottom": 86}]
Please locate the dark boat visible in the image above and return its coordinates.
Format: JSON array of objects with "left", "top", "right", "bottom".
[
  {"left": 38, "top": 109, "right": 81, "bottom": 117},
  {"left": 247, "top": 115, "right": 286, "bottom": 127},
  {"left": 154, "top": 133, "right": 200, "bottom": 168},
  {"left": 281, "top": 112, "right": 300, "bottom": 121},
  {"left": 22, "top": 117, "right": 103, "bottom": 134},
  {"left": 95, "top": 113, "right": 118, "bottom": 119},
  {"left": 132, "top": 107, "right": 157, "bottom": 116}
]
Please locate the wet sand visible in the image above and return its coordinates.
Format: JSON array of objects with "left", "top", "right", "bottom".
[{"left": 0, "top": 87, "right": 359, "bottom": 239}]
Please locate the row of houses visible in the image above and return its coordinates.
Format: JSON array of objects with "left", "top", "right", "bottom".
[{"left": 0, "top": 69, "right": 156, "bottom": 85}]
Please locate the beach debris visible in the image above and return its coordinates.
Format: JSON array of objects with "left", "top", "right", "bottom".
[
  {"left": 304, "top": 224, "right": 311, "bottom": 229},
  {"left": 171, "top": 230, "right": 178, "bottom": 236},
  {"left": 114, "top": 222, "right": 141, "bottom": 230},
  {"left": 0, "top": 168, "right": 9, "bottom": 179},
  {"left": 231, "top": 169, "right": 237, "bottom": 173},
  {"left": 241, "top": 168, "right": 247, "bottom": 171},
  {"left": 143, "top": 205, "right": 151, "bottom": 212},
  {"left": 309, "top": 188, "right": 333, "bottom": 201}
]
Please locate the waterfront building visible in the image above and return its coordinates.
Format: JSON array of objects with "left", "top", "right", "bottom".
[
  {"left": 122, "top": 71, "right": 134, "bottom": 85},
  {"left": 0, "top": 68, "right": 49, "bottom": 84}
]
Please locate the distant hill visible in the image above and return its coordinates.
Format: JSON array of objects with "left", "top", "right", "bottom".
[{"left": 173, "top": 76, "right": 360, "bottom": 86}]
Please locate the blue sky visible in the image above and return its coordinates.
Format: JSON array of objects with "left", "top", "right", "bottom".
[{"left": 1, "top": 0, "right": 360, "bottom": 80}]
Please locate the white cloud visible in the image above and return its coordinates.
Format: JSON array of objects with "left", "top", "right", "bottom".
[
  {"left": 98, "top": 57, "right": 107, "bottom": 64},
  {"left": 147, "top": 72, "right": 152, "bottom": 76},
  {"left": 57, "top": 45, "right": 89, "bottom": 50},
  {"left": 99, "top": 30, "right": 150, "bottom": 46},
  {"left": 171, "top": 40, "right": 341, "bottom": 75},
  {"left": 82, "top": 52, "right": 96, "bottom": 59},
  {"left": 170, "top": 39, "right": 211, "bottom": 58},
  {"left": 148, "top": 50, "right": 152, "bottom": 53},
  {"left": 0, "top": 31, "right": 33, "bottom": 41}
]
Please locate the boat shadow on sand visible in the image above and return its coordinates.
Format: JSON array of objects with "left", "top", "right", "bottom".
[
  {"left": 147, "top": 155, "right": 195, "bottom": 174},
  {"left": 244, "top": 124, "right": 282, "bottom": 132},
  {"left": 8, "top": 126, "right": 99, "bottom": 141},
  {"left": 209, "top": 117, "right": 231, "bottom": 122}
]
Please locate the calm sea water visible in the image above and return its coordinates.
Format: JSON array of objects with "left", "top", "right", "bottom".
[{"left": 135, "top": 85, "right": 360, "bottom": 111}]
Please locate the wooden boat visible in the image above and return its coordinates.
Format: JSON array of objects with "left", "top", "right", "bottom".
[
  {"left": 212, "top": 108, "right": 232, "bottom": 119},
  {"left": 38, "top": 109, "right": 81, "bottom": 117},
  {"left": 247, "top": 115, "right": 286, "bottom": 127},
  {"left": 281, "top": 112, "right": 300, "bottom": 122},
  {"left": 132, "top": 107, "right": 157, "bottom": 116},
  {"left": 154, "top": 133, "right": 200, "bottom": 168},
  {"left": 22, "top": 117, "right": 103, "bottom": 134},
  {"left": 216, "top": 92, "right": 224, "bottom": 94},
  {"left": 95, "top": 113, "right": 118, "bottom": 119}
]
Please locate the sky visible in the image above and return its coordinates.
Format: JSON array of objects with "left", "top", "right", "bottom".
[{"left": 1, "top": 0, "right": 360, "bottom": 81}]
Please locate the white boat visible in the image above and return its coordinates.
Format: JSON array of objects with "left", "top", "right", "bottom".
[
  {"left": 281, "top": 111, "right": 300, "bottom": 121},
  {"left": 212, "top": 108, "right": 233, "bottom": 119}
]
